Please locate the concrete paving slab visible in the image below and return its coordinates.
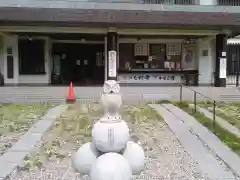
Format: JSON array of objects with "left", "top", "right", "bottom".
[
  {"left": 0, "top": 162, "right": 18, "bottom": 178},
  {"left": 162, "top": 104, "right": 240, "bottom": 178},
  {"left": 7, "top": 133, "right": 42, "bottom": 152},
  {"left": 27, "top": 119, "right": 55, "bottom": 134},
  {"left": 1, "top": 151, "right": 28, "bottom": 164},
  {"left": 189, "top": 104, "right": 240, "bottom": 138},
  {"left": 149, "top": 104, "right": 237, "bottom": 180},
  {"left": 0, "top": 104, "right": 69, "bottom": 179}
]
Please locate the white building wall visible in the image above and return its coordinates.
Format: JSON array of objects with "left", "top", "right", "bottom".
[
  {"left": 18, "top": 37, "right": 51, "bottom": 84},
  {"left": 199, "top": 0, "right": 217, "bottom": 5},
  {"left": 197, "top": 37, "right": 215, "bottom": 85},
  {"left": 4, "top": 35, "right": 19, "bottom": 84}
]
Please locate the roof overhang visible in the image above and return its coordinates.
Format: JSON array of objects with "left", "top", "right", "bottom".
[
  {"left": 0, "top": 7, "right": 240, "bottom": 29},
  {"left": 0, "top": 26, "right": 220, "bottom": 36}
]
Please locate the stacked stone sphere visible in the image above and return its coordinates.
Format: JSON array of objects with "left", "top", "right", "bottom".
[{"left": 72, "top": 80, "right": 145, "bottom": 180}]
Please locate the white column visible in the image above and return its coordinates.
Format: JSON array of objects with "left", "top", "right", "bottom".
[
  {"left": 197, "top": 37, "right": 215, "bottom": 85},
  {"left": 104, "top": 36, "right": 107, "bottom": 81},
  {"left": 0, "top": 35, "right": 4, "bottom": 76},
  {"left": 4, "top": 35, "right": 19, "bottom": 84},
  {"left": 45, "top": 37, "right": 52, "bottom": 84},
  {"left": 199, "top": 0, "right": 217, "bottom": 5},
  {"left": 117, "top": 41, "right": 119, "bottom": 79}
]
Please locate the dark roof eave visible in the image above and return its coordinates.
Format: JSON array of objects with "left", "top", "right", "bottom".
[
  {"left": 0, "top": 7, "right": 240, "bottom": 29},
  {"left": 0, "top": 21, "right": 239, "bottom": 30}
]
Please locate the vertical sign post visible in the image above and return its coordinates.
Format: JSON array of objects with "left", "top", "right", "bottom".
[
  {"left": 219, "top": 57, "right": 227, "bottom": 79},
  {"left": 108, "top": 50, "right": 117, "bottom": 78}
]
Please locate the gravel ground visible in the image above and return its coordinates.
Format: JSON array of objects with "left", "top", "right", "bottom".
[
  {"left": 0, "top": 104, "right": 53, "bottom": 156},
  {"left": 8, "top": 103, "right": 210, "bottom": 180}
]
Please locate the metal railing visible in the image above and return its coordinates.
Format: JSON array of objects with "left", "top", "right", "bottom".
[
  {"left": 179, "top": 84, "right": 240, "bottom": 131},
  {"left": 218, "top": 0, "right": 240, "bottom": 6},
  {"left": 87, "top": 0, "right": 240, "bottom": 5},
  {"left": 142, "top": 0, "right": 197, "bottom": 4},
  {"left": 88, "top": 0, "right": 240, "bottom": 5},
  {"left": 82, "top": 0, "right": 199, "bottom": 4}
]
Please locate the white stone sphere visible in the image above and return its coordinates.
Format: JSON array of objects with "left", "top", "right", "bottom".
[
  {"left": 122, "top": 141, "right": 145, "bottom": 175},
  {"left": 71, "top": 142, "right": 100, "bottom": 174},
  {"left": 92, "top": 119, "right": 129, "bottom": 153},
  {"left": 90, "top": 153, "right": 132, "bottom": 180}
]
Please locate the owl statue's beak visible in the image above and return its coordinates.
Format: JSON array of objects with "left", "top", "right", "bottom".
[{"left": 109, "top": 90, "right": 114, "bottom": 94}]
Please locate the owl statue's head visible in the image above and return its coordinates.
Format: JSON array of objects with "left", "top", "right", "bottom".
[
  {"left": 102, "top": 80, "right": 122, "bottom": 115},
  {"left": 103, "top": 80, "right": 120, "bottom": 94}
]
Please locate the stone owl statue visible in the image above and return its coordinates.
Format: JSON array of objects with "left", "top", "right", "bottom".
[{"left": 101, "top": 80, "right": 122, "bottom": 116}]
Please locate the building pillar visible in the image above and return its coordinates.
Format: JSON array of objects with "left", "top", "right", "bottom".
[
  {"left": 215, "top": 34, "right": 227, "bottom": 87},
  {"left": 0, "top": 35, "right": 4, "bottom": 81},
  {"left": 45, "top": 37, "right": 52, "bottom": 84},
  {"left": 107, "top": 32, "right": 118, "bottom": 80},
  {"left": 4, "top": 35, "right": 19, "bottom": 85}
]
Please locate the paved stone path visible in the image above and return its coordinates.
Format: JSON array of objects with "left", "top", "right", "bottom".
[
  {"left": 189, "top": 104, "right": 240, "bottom": 138},
  {"left": 0, "top": 104, "right": 68, "bottom": 180},
  {"left": 162, "top": 104, "right": 240, "bottom": 178},
  {"left": 150, "top": 104, "right": 240, "bottom": 180}
]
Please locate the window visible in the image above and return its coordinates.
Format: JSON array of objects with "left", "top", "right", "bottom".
[
  {"left": 119, "top": 43, "right": 184, "bottom": 71},
  {"left": 218, "top": 0, "right": 240, "bottom": 6},
  {"left": 150, "top": 44, "right": 166, "bottom": 69},
  {"left": 227, "top": 45, "right": 240, "bottom": 75},
  {"left": 181, "top": 43, "right": 197, "bottom": 70},
  {"left": 18, "top": 39, "right": 45, "bottom": 75}
]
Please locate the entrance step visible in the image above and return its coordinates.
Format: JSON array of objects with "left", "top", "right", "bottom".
[{"left": 0, "top": 86, "right": 239, "bottom": 104}]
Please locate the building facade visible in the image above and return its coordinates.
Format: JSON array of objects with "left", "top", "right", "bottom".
[{"left": 0, "top": 0, "right": 240, "bottom": 86}]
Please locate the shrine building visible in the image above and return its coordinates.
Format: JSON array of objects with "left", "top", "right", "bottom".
[{"left": 0, "top": 0, "right": 240, "bottom": 86}]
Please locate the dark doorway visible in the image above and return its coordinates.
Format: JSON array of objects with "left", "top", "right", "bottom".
[{"left": 52, "top": 43, "right": 104, "bottom": 86}]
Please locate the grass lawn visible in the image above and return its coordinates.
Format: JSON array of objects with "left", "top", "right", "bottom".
[
  {"left": 0, "top": 104, "right": 54, "bottom": 155},
  {"left": 175, "top": 101, "right": 240, "bottom": 156},
  {"left": 198, "top": 102, "right": 240, "bottom": 129},
  {"left": 9, "top": 103, "right": 163, "bottom": 179}
]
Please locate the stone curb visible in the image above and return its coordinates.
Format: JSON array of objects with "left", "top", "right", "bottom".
[
  {"left": 189, "top": 104, "right": 240, "bottom": 138},
  {"left": 187, "top": 104, "right": 240, "bottom": 177},
  {"left": 149, "top": 104, "right": 237, "bottom": 180},
  {"left": 0, "top": 104, "right": 69, "bottom": 179},
  {"left": 162, "top": 104, "right": 240, "bottom": 178}
]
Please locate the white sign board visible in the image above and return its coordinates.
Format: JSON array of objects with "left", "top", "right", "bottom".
[
  {"left": 108, "top": 51, "right": 117, "bottom": 77},
  {"left": 219, "top": 58, "right": 227, "bottom": 78},
  {"left": 118, "top": 73, "right": 183, "bottom": 84}
]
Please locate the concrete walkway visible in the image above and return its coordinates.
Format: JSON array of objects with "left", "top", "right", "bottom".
[
  {"left": 162, "top": 104, "right": 240, "bottom": 178},
  {"left": 0, "top": 104, "right": 68, "bottom": 179},
  {"left": 189, "top": 104, "right": 240, "bottom": 138},
  {"left": 150, "top": 104, "right": 239, "bottom": 180}
]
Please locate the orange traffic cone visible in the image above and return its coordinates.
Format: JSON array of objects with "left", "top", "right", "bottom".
[{"left": 66, "top": 82, "right": 76, "bottom": 103}]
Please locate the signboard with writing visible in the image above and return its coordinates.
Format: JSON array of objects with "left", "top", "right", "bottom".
[
  {"left": 118, "top": 73, "right": 184, "bottom": 84},
  {"left": 108, "top": 50, "right": 117, "bottom": 77},
  {"left": 219, "top": 58, "right": 226, "bottom": 78}
]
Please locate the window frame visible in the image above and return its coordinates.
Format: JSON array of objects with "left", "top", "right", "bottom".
[{"left": 18, "top": 38, "right": 46, "bottom": 75}]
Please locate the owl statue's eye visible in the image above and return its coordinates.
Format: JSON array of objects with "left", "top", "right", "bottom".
[
  {"left": 112, "top": 84, "right": 120, "bottom": 93},
  {"left": 103, "top": 83, "right": 111, "bottom": 93}
]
